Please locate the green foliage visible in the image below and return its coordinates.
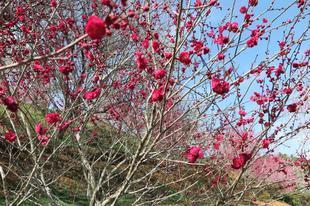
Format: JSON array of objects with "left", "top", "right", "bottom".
[
  {"left": 0, "top": 106, "right": 5, "bottom": 114},
  {"left": 281, "top": 191, "right": 310, "bottom": 206},
  {"left": 0, "top": 105, "right": 307, "bottom": 206},
  {"left": 22, "top": 103, "right": 46, "bottom": 123},
  {"left": 0, "top": 188, "right": 88, "bottom": 206},
  {"left": 258, "top": 191, "right": 271, "bottom": 200},
  {"left": 115, "top": 194, "right": 136, "bottom": 206},
  {"left": 163, "top": 191, "right": 185, "bottom": 204},
  {"left": 52, "top": 186, "right": 88, "bottom": 206}
]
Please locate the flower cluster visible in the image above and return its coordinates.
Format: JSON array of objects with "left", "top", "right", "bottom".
[
  {"left": 179, "top": 51, "right": 191, "bottom": 65},
  {"left": 2, "top": 96, "right": 19, "bottom": 112},
  {"left": 85, "top": 15, "right": 106, "bottom": 39},
  {"left": 45, "top": 113, "right": 61, "bottom": 125},
  {"left": 211, "top": 77, "right": 230, "bottom": 95},
  {"left": 231, "top": 153, "right": 252, "bottom": 169},
  {"left": 83, "top": 87, "right": 101, "bottom": 101},
  {"left": 185, "top": 146, "right": 204, "bottom": 163},
  {"left": 4, "top": 131, "right": 17, "bottom": 143}
]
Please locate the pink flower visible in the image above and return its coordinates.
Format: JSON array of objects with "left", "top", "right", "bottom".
[
  {"left": 192, "top": 40, "right": 204, "bottom": 53},
  {"left": 0, "top": 86, "right": 6, "bottom": 96},
  {"left": 83, "top": 87, "right": 101, "bottom": 100},
  {"left": 164, "top": 52, "right": 172, "bottom": 59},
  {"left": 214, "top": 134, "right": 224, "bottom": 150},
  {"left": 59, "top": 66, "right": 73, "bottom": 75},
  {"left": 121, "top": 0, "right": 128, "bottom": 7},
  {"left": 102, "top": 0, "right": 117, "bottom": 8},
  {"left": 250, "top": 92, "right": 268, "bottom": 105},
  {"left": 227, "top": 22, "right": 239, "bottom": 33},
  {"left": 151, "top": 89, "right": 164, "bottom": 102},
  {"left": 287, "top": 103, "right": 297, "bottom": 113},
  {"left": 2, "top": 96, "right": 19, "bottom": 112},
  {"left": 143, "top": 4, "right": 150, "bottom": 11},
  {"left": 283, "top": 87, "right": 292, "bottom": 94},
  {"left": 217, "top": 53, "right": 225, "bottom": 60},
  {"left": 58, "top": 121, "right": 72, "bottom": 131},
  {"left": 194, "top": 0, "right": 202, "bottom": 7},
  {"left": 292, "top": 62, "right": 301, "bottom": 68},
  {"left": 128, "top": 10, "right": 135, "bottom": 17},
  {"left": 15, "top": 7, "right": 24, "bottom": 16},
  {"left": 4, "top": 131, "right": 17, "bottom": 143},
  {"left": 38, "top": 135, "right": 49, "bottom": 146},
  {"left": 50, "top": 0, "right": 57, "bottom": 7},
  {"left": 249, "top": 0, "right": 258, "bottom": 6},
  {"left": 142, "top": 38, "right": 149, "bottom": 49},
  {"left": 109, "top": 108, "right": 120, "bottom": 120},
  {"left": 185, "top": 146, "right": 204, "bottom": 163},
  {"left": 240, "top": 6, "right": 248, "bottom": 14},
  {"left": 131, "top": 33, "right": 139, "bottom": 41},
  {"left": 211, "top": 77, "right": 230, "bottom": 95},
  {"left": 231, "top": 153, "right": 251, "bottom": 169},
  {"left": 208, "top": 0, "right": 217, "bottom": 6},
  {"left": 154, "top": 69, "right": 166, "bottom": 79},
  {"left": 262, "top": 138, "right": 272, "bottom": 149},
  {"left": 213, "top": 143, "right": 220, "bottom": 150},
  {"left": 101, "top": 0, "right": 111, "bottom": 6},
  {"left": 179, "top": 51, "right": 191, "bottom": 65},
  {"left": 152, "top": 40, "right": 160, "bottom": 53},
  {"left": 241, "top": 132, "right": 248, "bottom": 141},
  {"left": 214, "top": 35, "right": 229, "bottom": 45},
  {"left": 33, "top": 62, "right": 44, "bottom": 72},
  {"left": 135, "top": 52, "right": 148, "bottom": 70},
  {"left": 239, "top": 109, "right": 247, "bottom": 116},
  {"left": 35, "top": 123, "right": 47, "bottom": 135},
  {"left": 85, "top": 16, "right": 106, "bottom": 39},
  {"left": 45, "top": 113, "right": 61, "bottom": 125},
  {"left": 275, "top": 64, "right": 284, "bottom": 77},
  {"left": 105, "top": 13, "right": 118, "bottom": 26},
  {"left": 246, "top": 36, "right": 258, "bottom": 48},
  {"left": 298, "top": 0, "right": 305, "bottom": 8}
]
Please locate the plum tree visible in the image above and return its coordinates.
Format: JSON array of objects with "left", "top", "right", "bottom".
[{"left": 0, "top": 0, "right": 309, "bottom": 205}]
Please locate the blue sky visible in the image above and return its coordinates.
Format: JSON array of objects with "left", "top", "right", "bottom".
[{"left": 180, "top": 0, "right": 309, "bottom": 155}]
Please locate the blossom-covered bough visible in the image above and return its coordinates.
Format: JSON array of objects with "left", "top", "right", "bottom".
[{"left": 0, "top": 0, "right": 309, "bottom": 205}]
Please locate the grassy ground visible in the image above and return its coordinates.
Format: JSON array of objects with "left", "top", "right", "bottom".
[{"left": 1, "top": 104, "right": 309, "bottom": 205}]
